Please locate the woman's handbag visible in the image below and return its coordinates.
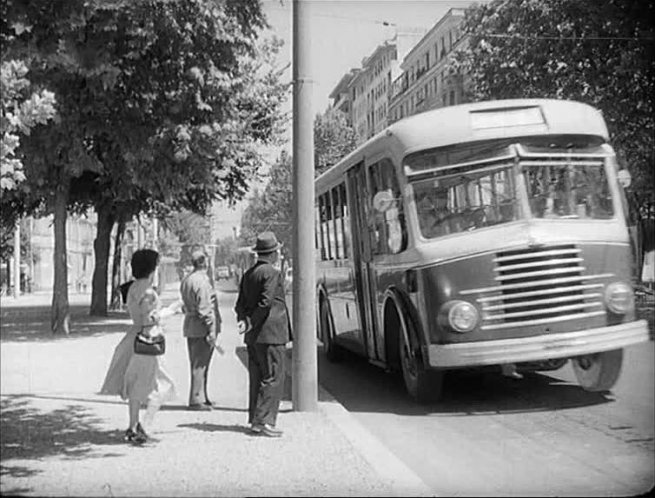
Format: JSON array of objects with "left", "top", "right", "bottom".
[{"left": 134, "top": 327, "right": 166, "bottom": 356}]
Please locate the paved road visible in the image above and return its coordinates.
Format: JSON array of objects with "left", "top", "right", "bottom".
[{"left": 317, "top": 340, "right": 655, "bottom": 496}]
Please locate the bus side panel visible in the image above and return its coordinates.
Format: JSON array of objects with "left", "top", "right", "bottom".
[{"left": 321, "top": 260, "right": 365, "bottom": 350}]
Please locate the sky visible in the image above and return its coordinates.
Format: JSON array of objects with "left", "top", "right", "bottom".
[{"left": 260, "top": 0, "right": 477, "bottom": 113}]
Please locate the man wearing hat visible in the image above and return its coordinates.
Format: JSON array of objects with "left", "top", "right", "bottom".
[
  {"left": 180, "top": 250, "right": 217, "bottom": 410},
  {"left": 235, "top": 231, "right": 292, "bottom": 437}
]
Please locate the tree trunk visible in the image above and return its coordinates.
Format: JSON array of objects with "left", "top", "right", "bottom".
[
  {"left": 109, "top": 220, "right": 126, "bottom": 311},
  {"left": 90, "top": 204, "right": 115, "bottom": 316},
  {"left": 51, "top": 181, "right": 70, "bottom": 335}
]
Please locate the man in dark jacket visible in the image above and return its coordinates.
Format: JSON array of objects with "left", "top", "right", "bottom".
[
  {"left": 235, "top": 231, "right": 292, "bottom": 437},
  {"left": 180, "top": 251, "right": 217, "bottom": 410}
]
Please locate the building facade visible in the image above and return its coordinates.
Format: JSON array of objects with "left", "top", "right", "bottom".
[
  {"left": 388, "top": 8, "right": 467, "bottom": 123},
  {"left": 30, "top": 214, "right": 96, "bottom": 293},
  {"left": 349, "top": 41, "right": 397, "bottom": 142},
  {"left": 328, "top": 69, "right": 360, "bottom": 128},
  {"left": 329, "top": 29, "right": 426, "bottom": 145},
  {"left": 328, "top": 8, "right": 469, "bottom": 144}
]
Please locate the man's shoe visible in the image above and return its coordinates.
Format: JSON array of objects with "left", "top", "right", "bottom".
[
  {"left": 188, "top": 403, "right": 212, "bottom": 411},
  {"left": 249, "top": 424, "right": 262, "bottom": 434},
  {"left": 259, "top": 424, "right": 282, "bottom": 438}
]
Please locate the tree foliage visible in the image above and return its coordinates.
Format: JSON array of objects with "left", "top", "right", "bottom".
[
  {"left": 240, "top": 150, "right": 293, "bottom": 256},
  {"left": 313, "top": 106, "right": 358, "bottom": 176},
  {"left": 450, "top": 0, "right": 654, "bottom": 215},
  {"left": 2, "top": 0, "right": 288, "bottom": 325},
  {"left": 213, "top": 236, "right": 238, "bottom": 267},
  {"left": 163, "top": 209, "right": 212, "bottom": 248},
  {"left": 0, "top": 60, "right": 56, "bottom": 263},
  {"left": 0, "top": 60, "right": 56, "bottom": 193}
]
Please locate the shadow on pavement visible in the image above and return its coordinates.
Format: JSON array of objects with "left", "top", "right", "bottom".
[
  {"left": 0, "top": 395, "right": 127, "bottom": 483},
  {"left": 318, "top": 348, "right": 613, "bottom": 417},
  {"left": 0, "top": 305, "right": 130, "bottom": 343},
  {"left": 160, "top": 405, "right": 248, "bottom": 413},
  {"left": 3, "top": 393, "right": 126, "bottom": 406},
  {"left": 177, "top": 422, "right": 250, "bottom": 434}
]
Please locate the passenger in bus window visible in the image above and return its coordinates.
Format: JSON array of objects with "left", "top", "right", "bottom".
[{"left": 417, "top": 191, "right": 450, "bottom": 237}]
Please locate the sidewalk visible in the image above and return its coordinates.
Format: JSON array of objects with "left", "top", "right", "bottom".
[{"left": 0, "top": 289, "right": 434, "bottom": 497}]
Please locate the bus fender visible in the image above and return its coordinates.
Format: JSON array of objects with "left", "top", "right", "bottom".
[
  {"left": 383, "top": 288, "right": 425, "bottom": 370},
  {"left": 316, "top": 285, "right": 331, "bottom": 341}
]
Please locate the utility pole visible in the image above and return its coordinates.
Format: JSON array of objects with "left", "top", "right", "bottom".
[{"left": 292, "top": 0, "right": 318, "bottom": 411}]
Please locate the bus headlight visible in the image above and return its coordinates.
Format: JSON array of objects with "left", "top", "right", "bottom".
[
  {"left": 604, "top": 282, "right": 634, "bottom": 314},
  {"left": 440, "top": 300, "right": 479, "bottom": 333}
]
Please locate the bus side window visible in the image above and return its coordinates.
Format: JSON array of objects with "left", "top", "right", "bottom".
[
  {"left": 338, "top": 183, "right": 350, "bottom": 258},
  {"left": 318, "top": 194, "right": 331, "bottom": 260},
  {"left": 368, "top": 158, "right": 407, "bottom": 255}
]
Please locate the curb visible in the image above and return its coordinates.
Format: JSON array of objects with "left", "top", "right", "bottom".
[
  {"left": 317, "top": 384, "right": 436, "bottom": 497},
  {"left": 282, "top": 349, "right": 434, "bottom": 496}
]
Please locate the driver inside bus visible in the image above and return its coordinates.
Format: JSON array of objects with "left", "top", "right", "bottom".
[{"left": 417, "top": 191, "right": 450, "bottom": 237}]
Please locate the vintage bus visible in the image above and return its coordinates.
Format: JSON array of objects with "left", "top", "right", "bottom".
[{"left": 314, "top": 99, "right": 650, "bottom": 403}]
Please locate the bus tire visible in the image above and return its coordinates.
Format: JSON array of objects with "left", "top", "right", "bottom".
[
  {"left": 396, "top": 307, "right": 443, "bottom": 403},
  {"left": 320, "top": 299, "right": 343, "bottom": 362},
  {"left": 572, "top": 349, "right": 623, "bottom": 392}
]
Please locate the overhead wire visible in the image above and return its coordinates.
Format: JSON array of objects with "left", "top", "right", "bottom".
[{"left": 485, "top": 34, "right": 654, "bottom": 41}]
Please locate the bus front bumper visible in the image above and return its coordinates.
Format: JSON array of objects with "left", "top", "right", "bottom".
[{"left": 427, "top": 320, "right": 650, "bottom": 368}]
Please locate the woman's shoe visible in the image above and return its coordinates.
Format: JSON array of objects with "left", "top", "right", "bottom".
[
  {"left": 125, "top": 426, "right": 147, "bottom": 444},
  {"left": 124, "top": 428, "right": 137, "bottom": 442},
  {"left": 132, "top": 431, "right": 147, "bottom": 444}
]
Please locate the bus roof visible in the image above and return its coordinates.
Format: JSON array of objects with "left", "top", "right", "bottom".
[{"left": 316, "top": 99, "right": 609, "bottom": 188}]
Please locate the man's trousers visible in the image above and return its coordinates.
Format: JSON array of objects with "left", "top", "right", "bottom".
[
  {"left": 247, "top": 343, "right": 286, "bottom": 427},
  {"left": 187, "top": 337, "right": 214, "bottom": 405}
]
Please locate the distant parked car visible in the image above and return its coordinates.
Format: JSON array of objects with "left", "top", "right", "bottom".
[{"left": 215, "top": 266, "right": 231, "bottom": 280}]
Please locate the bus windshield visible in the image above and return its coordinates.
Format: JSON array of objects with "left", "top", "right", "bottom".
[
  {"left": 520, "top": 143, "right": 614, "bottom": 220},
  {"left": 406, "top": 137, "right": 614, "bottom": 238},
  {"left": 411, "top": 164, "right": 519, "bottom": 238}
]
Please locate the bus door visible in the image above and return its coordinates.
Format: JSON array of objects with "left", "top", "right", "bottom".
[{"left": 346, "top": 162, "right": 379, "bottom": 360}]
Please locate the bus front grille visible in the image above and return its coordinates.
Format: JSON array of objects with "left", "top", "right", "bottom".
[{"left": 473, "top": 244, "right": 608, "bottom": 330}]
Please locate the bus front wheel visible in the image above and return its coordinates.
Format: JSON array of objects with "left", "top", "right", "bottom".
[
  {"left": 572, "top": 349, "right": 623, "bottom": 392},
  {"left": 399, "top": 321, "right": 443, "bottom": 403},
  {"left": 320, "top": 300, "right": 343, "bottom": 362}
]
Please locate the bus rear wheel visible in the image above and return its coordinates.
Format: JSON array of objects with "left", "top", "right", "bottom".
[
  {"left": 320, "top": 299, "right": 343, "bottom": 362},
  {"left": 399, "top": 319, "right": 443, "bottom": 403},
  {"left": 572, "top": 349, "right": 623, "bottom": 392}
]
